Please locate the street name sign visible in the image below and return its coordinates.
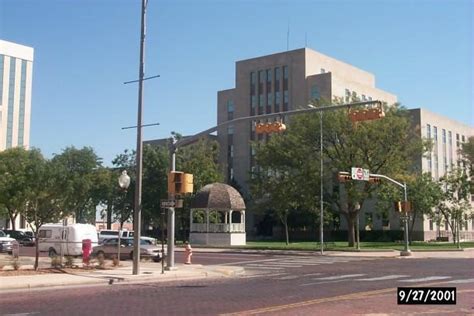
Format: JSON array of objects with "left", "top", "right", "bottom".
[{"left": 160, "top": 199, "right": 183, "bottom": 208}]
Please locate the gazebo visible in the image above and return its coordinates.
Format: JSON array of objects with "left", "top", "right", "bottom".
[{"left": 189, "top": 183, "right": 246, "bottom": 246}]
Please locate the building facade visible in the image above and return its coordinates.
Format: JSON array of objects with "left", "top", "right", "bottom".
[
  {"left": 409, "top": 108, "right": 474, "bottom": 241},
  {"left": 0, "top": 39, "right": 34, "bottom": 151},
  {"left": 0, "top": 40, "right": 34, "bottom": 231},
  {"left": 217, "top": 48, "right": 397, "bottom": 195},
  {"left": 216, "top": 48, "right": 473, "bottom": 240}
]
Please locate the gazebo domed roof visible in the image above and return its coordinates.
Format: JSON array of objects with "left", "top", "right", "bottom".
[{"left": 190, "top": 183, "right": 246, "bottom": 210}]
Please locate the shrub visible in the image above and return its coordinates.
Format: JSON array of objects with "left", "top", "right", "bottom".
[
  {"left": 50, "top": 256, "right": 62, "bottom": 268},
  {"left": 12, "top": 259, "right": 20, "bottom": 271},
  {"left": 64, "top": 256, "right": 74, "bottom": 268}
]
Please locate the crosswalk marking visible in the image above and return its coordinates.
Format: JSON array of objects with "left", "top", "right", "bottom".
[
  {"left": 355, "top": 275, "right": 409, "bottom": 281},
  {"left": 275, "top": 275, "right": 300, "bottom": 280},
  {"left": 399, "top": 276, "right": 451, "bottom": 283},
  {"left": 445, "top": 278, "right": 474, "bottom": 284},
  {"left": 245, "top": 265, "right": 285, "bottom": 270},
  {"left": 312, "top": 274, "right": 366, "bottom": 281}
]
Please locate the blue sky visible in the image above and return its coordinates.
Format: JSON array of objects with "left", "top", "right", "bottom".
[{"left": 1, "top": 0, "right": 472, "bottom": 165}]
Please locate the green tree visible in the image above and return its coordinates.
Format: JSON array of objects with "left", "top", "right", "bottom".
[
  {"left": 142, "top": 144, "right": 169, "bottom": 233},
  {"left": 253, "top": 100, "right": 426, "bottom": 246},
  {"left": 438, "top": 168, "right": 471, "bottom": 248},
  {"left": 406, "top": 173, "right": 443, "bottom": 242},
  {"left": 51, "top": 146, "right": 103, "bottom": 223},
  {"left": 174, "top": 134, "right": 224, "bottom": 241},
  {"left": 460, "top": 136, "right": 474, "bottom": 172},
  {"left": 0, "top": 148, "right": 40, "bottom": 230},
  {"left": 20, "top": 151, "right": 66, "bottom": 270},
  {"left": 111, "top": 149, "right": 136, "bottom": 228}
]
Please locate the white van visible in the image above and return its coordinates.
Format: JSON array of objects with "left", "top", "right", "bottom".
[{"left": 38, "top": 224, "right": 98, "bottom": 257}]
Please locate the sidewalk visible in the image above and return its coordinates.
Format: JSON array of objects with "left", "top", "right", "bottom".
[
  {"left": 0, "top": 260, "right": 245, "bottom": 293},
  {"left": 1, "top": 247, "right": 472, "bottom": 293}
]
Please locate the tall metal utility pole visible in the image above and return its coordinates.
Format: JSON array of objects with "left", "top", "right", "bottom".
[
  {"left": 166, "top": 140, "right": 177, "bottom": 270},
  {"left": 319, "top": 110, "right": 324, "bottom": 255},
  {"left": 132, "top": 0, "right": 147, "bottom": 275}
]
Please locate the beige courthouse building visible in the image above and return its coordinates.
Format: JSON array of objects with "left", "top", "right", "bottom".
[{"left": 216, "top": 47, "right": 473, "bottom": 240}]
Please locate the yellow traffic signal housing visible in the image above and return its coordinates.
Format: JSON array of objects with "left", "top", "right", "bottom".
[
  {"left": 338, "top": 172, "right": 352, "bottom": 182},
  {"left": 401, "top": 201, "right": 411, "bottom": 213},
  {"left": 394, "top": 201, "right": 402, "bottom": 212},
  {"left": 368, "top": 176, "right": 382, "bottom": 184},
  {"left": 168, "top": 171, "right": 194, "bottom": 195},
  {"left": 255, "top": 121, "right": 286, "bottom": 134},
  {"left": 182, "top": 173, "right": 194, "bottom": 194}
]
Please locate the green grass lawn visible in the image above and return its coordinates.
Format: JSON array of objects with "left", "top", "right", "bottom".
[{"left": 240, "top": 241, "right": 474, "bottom": 251}]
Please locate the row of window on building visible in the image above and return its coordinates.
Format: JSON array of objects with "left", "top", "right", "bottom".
[
  {"left": 250, "top": 66, "right": 289, "bottom": 115},
  {"left": 425, "top": 123, "right": 467, "bottom": 178}
]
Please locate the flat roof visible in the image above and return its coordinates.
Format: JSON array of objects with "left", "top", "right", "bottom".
[{"left": 0, "top": 39, "right": 34, "bottom": 61}]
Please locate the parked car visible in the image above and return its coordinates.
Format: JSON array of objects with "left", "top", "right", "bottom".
[
  {"left": 3, "top": 230, "right": 35, "bottom": 246},
  {"left": 0, "top": 230, "right": 15, "bottom": 254},
  {"left": 38, "top": 223, "right": 98, "bottom": 257},
  {"left": 92, "top": 237, "right": 163, "bottom": 262},
  {"left": 98, "top": 229, "right": 156, "bottom": 245}
]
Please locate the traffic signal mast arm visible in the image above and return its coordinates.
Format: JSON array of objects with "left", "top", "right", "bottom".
[{"left": 171, "top": 100, "right": 383, "bottom": 151}]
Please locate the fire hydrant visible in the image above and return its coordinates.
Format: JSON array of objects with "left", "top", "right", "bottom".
[
  {"left": 82, "top": 239, "right": 92, "bottom": 266},
  {"left": 184, "top": 242, "right": 192, "bottom": 264}
]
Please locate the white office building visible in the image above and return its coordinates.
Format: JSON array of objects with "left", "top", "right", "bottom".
[{"left": 0, "top": 39, "right": 34, "bottom": 151}]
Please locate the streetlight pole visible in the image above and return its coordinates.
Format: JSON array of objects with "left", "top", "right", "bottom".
[
  {"left": 319, "top": 110, "right": 324, "bottom": 255},
  {"left": 401, "top": 183, "right": 411, "bottom": 256},
  {"left": 132, "top": 0, "right": 147, "bottom": 275}
]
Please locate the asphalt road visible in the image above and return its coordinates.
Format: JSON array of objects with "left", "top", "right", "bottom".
[{"left": 1, "top": 252, "right": 473, "bottom": 315}]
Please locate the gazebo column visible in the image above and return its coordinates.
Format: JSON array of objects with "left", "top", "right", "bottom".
[
  {"left": 206, "top": 210, "right": 210, "bottom": 232},
  {"left": 229, "top": 210, "right": 233, "bottom": 232},
  {"left": 241, "top": 211, "right": 246, "bottom": 232}
]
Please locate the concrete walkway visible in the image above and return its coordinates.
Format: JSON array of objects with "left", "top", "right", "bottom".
[{"left": 1, "top": 247, "right": 472, "bottom": 293}]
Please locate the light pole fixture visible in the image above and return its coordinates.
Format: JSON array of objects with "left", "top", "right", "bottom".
[
  {"left": 118, "top": 170, "right": 131, "bottom": 190},
  {"left": 117, "top": 170, "right": 130, "bottom": 264}
]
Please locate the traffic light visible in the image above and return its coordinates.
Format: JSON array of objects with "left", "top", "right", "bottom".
[
  {"left": 338, "top": 172, "right": 352, "bottom": 182},
  {"left": 348, "top": 107, "right": 385, "bottom": 123},
  {"left": 168, "top": 171, "right": 194, "bottom": 195},
  {"left": 394, "top": 201, "right": 402, "bottom": 212},
  {"left": 401, "top": 201, "right": 411, "bottom": 213},
  {"left": 368, "top": 176, "right": 382, "bottom": 184},
  {"left": 255, "top": 121, "right": 286, "bottom": 134}
]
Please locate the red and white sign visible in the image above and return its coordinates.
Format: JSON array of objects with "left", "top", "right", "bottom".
[{"left": 351, "top": 167, "right": 370, "bottom": 181}]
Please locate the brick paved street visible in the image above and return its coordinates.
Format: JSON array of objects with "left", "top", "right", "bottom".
[{"left": 1, "top": 252, "right": 473, "bottom": 315}]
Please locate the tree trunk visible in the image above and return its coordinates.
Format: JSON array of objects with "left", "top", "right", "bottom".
[
  {"left": 8, "top": 211, "right": 17, "bottom": 231},
  {"left": 34, "top": 234, "right": 40, "bottom": 270},
  {"left": 343, "top": 213, "right": 355, "bottom": 247},
  {"left": 106, "top": 203, "right": 112, "bottom": 230},
  {"left": 284, "top": 220, "right": 289, "bottom": 245}
]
